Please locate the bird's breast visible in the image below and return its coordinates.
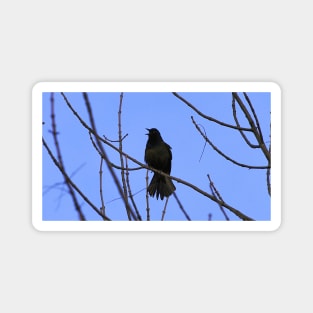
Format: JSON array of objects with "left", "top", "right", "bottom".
[{"left": 145, "top": 145, "right": 171, "bottom": 173}]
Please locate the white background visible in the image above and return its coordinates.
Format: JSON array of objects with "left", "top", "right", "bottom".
[{"left": 1, "top": 1, "right": 311, "bottom": 312}]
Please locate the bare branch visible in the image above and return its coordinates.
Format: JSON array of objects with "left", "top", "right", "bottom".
[
  {"left": 61, "top": 92, "right": 255, "bottom": 221},
  {"left": 267, "top": 144, "right": 271, "bottom": 196},
  {"left": 43, "top": 138, "right": 111, "bottom": 221},
  {"left": 232, "top": 92, "right": 270, "bottom": 162},
  {"left": 90, "top": 132, "right": 142, "bottom": 171},
  {"left": 232, "top": 95, "right": 260, "bottom": 148},
  {"left": 207, "top": 174, "right": 229, "bottom": 221},
  {"left": 244, "top": 92, "right": 264, "bottom": 143},
  {"left": 99, "top": 157, "right": 106, "bottom": 219},
  {"left": 117, "top": 92, "right": 131, "bottom": 220},
  {"left": 82, "top": 92, "right": 137, "bottom": 221},
  {"left": 173, "top": 192, "right": 191, "bottom": 221},
  {"left": 125, "top": 157, "right": 142, "bottom": 220},
  {"left": 103, "top": 133, "right": 128, "bottom": 142},
  {"left": 49, "top": 92, "right": 86, "bottom": 221},
  {"left": 145, "top": 169, "right": 150, "bottom": 221},
  {"left": 172, "top": 92, "right": 252, "bottom": 131},
  {"left": 161, "top": 197, "right": 169, "bottom": 221},
  {"left": 191, "top": 116, "right": 269, "bottom": 169}
]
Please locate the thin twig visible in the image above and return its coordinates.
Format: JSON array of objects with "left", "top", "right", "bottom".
[
  {"left": 146, "top": 169, "right": 150, "bottom": 221},
  {"left": 173, "top": 192, "right": 191, "bottom": 221},
  {"left": 91, "top": 132, "right": 142, "bottom": 171},
  {"left": 117, "top": 92, "right": 131, "bottom": 220},
  {"left": 99, "top": 157, "right": 106, "bottom": 219},
  {"left": 43, "top": 163, "right": 86, "bottom": 196},
  {"left": 232, "top": 95, "right": 259, "bottom": 148},
  {"left": 50, "top": 92, "right": 86, "bottom": 221},
  {"left": 161, "top": 197, "right": 169, "bottom": 221},
  {"left": 267, "top": 143, "right": 271, "bottom": 196},
  {"left": 207, "top": 174, "right": 229, "bottom": 221},
  {"left": 43, "top": 138, "right": 111, "bottom": 221},
  {"left": 232, "top": 92, "right": 270, "bottom": 162},
  {"left": 108, "top": 163, "right": 142, "bottom": 171},
  {"left": 82, "top": 92, "right": 137, "bottom": 221},
  {"left": 106, "top": 187, "right": 146, "bottom": 204},
  {"left": 197, "top": 123, "right": 207, "bottom": 162},
  {"left": 191, "top": 116, "right": 269, "bottom": 169},
  {"left": 243, "top": 92, "right": 264, "bottom": 143},
  {"left": 125, "top": 157, "right": 142, "bottom": 220},
  {"left": 172, "top": 92, "right": 252, "bottom": 131},
  {"left": 103, "top": 133, "right": 128, "bottom": 143}
]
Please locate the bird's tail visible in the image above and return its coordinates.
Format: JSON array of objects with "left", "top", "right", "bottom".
[{"left": 147, "top": 173, "right": 176, "bottom": 200}]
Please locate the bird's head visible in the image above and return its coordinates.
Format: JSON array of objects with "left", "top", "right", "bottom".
[
  {"left": 146, "top": 128, "right": 160, "bottom": 136},
  {"left": 146, "top": 128, "right": 163, "bottom": 143}
]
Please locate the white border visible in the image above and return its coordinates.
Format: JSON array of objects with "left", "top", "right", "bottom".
[{"left": 32, "top": 82, "right": 281, "bottom": 231}]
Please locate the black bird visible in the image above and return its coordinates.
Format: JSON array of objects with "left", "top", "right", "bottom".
[{"left": 144, "top": 128, "right": 176, "bottom": 200}]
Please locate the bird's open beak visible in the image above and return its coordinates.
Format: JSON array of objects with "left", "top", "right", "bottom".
[{"left": 145, "top": 128, "right": 150, "bottom": 135}]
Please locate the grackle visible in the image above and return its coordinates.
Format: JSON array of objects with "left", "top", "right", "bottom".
[{"left": 144, "top": 128, "right": 176, "bottom": 200}]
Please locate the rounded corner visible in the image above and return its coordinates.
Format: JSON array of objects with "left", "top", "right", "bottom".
[
  {"left": 269, "top": 81, "right": 282, "bottom": 94},
  {"left": 269, "top": 218, "right": 282, "bottom": 232},
  {"left": 31, "top": 219, "right": 44, "bottom": 232},
  {"left": 32, "top": 82, "right": 44, "bottom": 94}
]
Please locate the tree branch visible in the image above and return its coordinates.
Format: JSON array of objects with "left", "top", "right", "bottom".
[
  {"left": 61, "top": 92, "right": 255, "bottom": 221},
  {"left": 232, "top": 92, "right": 270, "bottom": 163},
  {"left": 82, "top": 92, "right": 137, "bottom": 221},
  {"left": 43, "top": 138, "right": 111, "bottom": 221},
  {"left": 173, "top": 92, "right": 252, "bottom": 131},
  {"left": 191, "top": 116, "right": 269, "bottom": 169},
  {"left": 117, "top": 92, "right": 131, "bottom": 220},
  {"left": 49, "top": 92, "right": 86, "bottom": 221}
]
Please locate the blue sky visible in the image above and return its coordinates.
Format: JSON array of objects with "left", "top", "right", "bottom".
[{"left": 42, "top": 91, "right": 271, "bottom": 221}]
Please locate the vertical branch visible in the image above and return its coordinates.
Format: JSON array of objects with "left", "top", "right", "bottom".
[
  {"left": 232, "top": 92, "right": 270, "bottom": 162},
  {"left": 99, "top": 157, "right": 106, "bottom": 219},
  {"left": 232, "top": 92, "right": 271, "bottom": 196},
  {"left": 267, "top": 143, "right": 271, "bottom": 196},
  {"left": 207, "top": 174, "right": 230, "bottom": 221},
  {"left": 125, "top": 156, "right": 142, "bottom": 220},
  {"left": 267, "top": 121, "right": 271, "bottom": 195},
  {"left": 243, "top": 92, "right": 264, "bottom": 143},
  {"left": 117, "top": 92, "right": 131, "bottom": 220},
  {"left": 50, "top": 92, "right": 86, "bottom": 221},
  {"left": 81, "top": 92, "right": 137, "bottom": 220},
  {"left": 161, "top": 197, "right": 169, "bottom": 221},
  {"left": 146, "top": 169, "right": 150, "bottom": 221},
  {"left": 232, "top": 95, "right": 258, "bottom": 148}
]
